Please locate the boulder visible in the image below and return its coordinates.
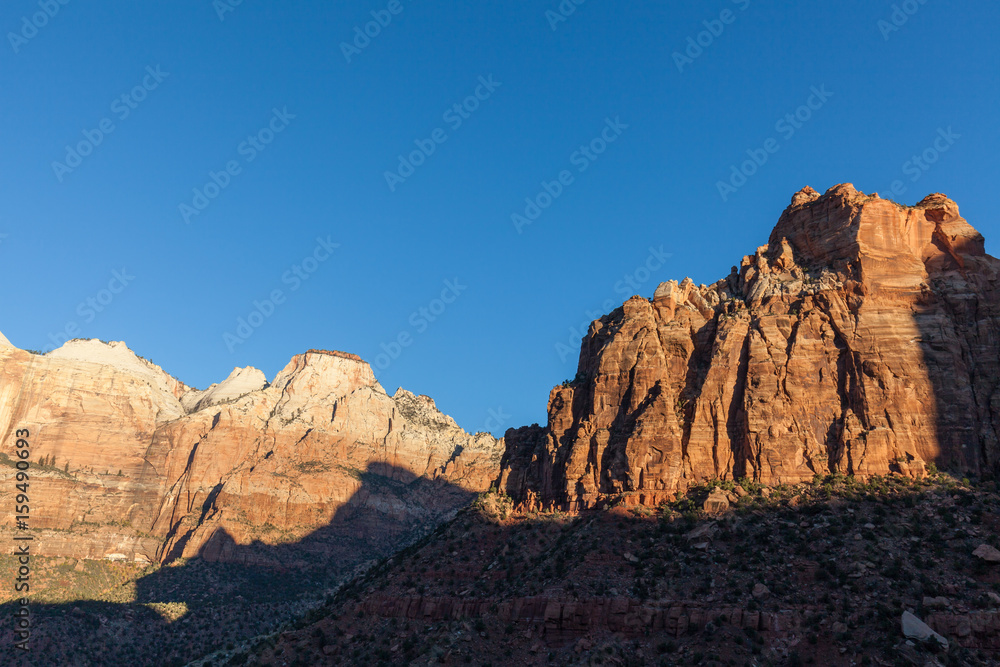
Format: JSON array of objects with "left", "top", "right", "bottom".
[
  {"left": 703, "top": 488, "right": 731, "bottom": 514},
  {"left": 901, "top": 611, "right": 948, "bottom": 649},
  {"left": 685, "top": 522, "right": 719, "bottom": 543},
  {"left": 973, "top": 544, "right": 1000, "bottom": 562}
]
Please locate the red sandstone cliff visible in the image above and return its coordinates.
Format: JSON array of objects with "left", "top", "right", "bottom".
[
  {"left": 499, "top": 185, "right": 1000, "bottom": 509},
  {"left": 0, "top": 340, "right": 502, "bottom": 564}
]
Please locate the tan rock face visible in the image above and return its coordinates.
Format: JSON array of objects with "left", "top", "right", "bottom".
[
  {"left": 0, "top": 343, "right": 502, "bottom": 564},
  {"left": 499, "top": 185, "right": 1000, "bottom": 509}
]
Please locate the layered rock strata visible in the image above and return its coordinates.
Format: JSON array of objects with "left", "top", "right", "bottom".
[
  {"left": 0, "top": 341, "right": 502, "bottom": 563},
  {"left": 500, "top": 185, "right": 1000, "bottom": 509}
]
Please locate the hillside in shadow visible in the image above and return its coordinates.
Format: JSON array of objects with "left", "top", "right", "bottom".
[
  {"left": 258, "top": 475, "right": 1000, "bottom": 667},
  {"left": 0, "top": 463, "right": 477, "bottom": 667}
]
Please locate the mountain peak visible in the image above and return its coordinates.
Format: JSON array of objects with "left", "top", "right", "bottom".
[
  {"left": 500, "top": 186, "right": 1000, "bottom": 511},
  {"left": 180, "top": 365, "right": 268, "bottom": 413},
  {"left": 764, "top": 185, "right": 984, "bottom": 293},
  {"left": 790, "top": 185, "right": 820, "bottom": 206},
  {"left": 271, "top": 348, "right": 382, "bottom": 395}
]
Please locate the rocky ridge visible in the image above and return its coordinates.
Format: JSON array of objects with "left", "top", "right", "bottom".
[
  {"left": 0, "top": 340, "right": 503, "bottom": 565},
  {"left": 500, "top": 185, "right": 1000, "bottom": 510}
]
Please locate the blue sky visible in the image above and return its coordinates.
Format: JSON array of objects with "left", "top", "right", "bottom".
[{"left": 1, "top": 0, "right": 998, "bottom": 435}]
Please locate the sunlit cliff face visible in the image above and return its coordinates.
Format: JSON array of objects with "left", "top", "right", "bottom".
[
  {"left": 0, "top": 345, "right": 503, "bottom": 565},
  {"left": 500, "top": 186, "right": 1000, "bottom": 511}
]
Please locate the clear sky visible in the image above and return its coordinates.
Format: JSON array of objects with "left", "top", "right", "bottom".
[{"left": 2, "top": 1, "right": 998, "bottom": 436}]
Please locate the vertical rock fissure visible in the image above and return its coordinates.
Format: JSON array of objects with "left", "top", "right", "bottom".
[
  {"left": 726, "top": 330, "right": 752, "bottom": 481},
  {"left": 679, "top": 316, "right": 720, "bottom": 475}
]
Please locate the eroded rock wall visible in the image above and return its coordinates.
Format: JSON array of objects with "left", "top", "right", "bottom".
[
  {"left": 0, "top": 343, "right": 503, "bottom": 564},
  {"left": 500, "top": 185, "right": 1000, "bottom": 509}
]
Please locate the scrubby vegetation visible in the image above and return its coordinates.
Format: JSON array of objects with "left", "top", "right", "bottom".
[
  {"left": 250, "top": 472, "right": 1000, "bottom": 666},
  {"left": 6, "top": 472, "right": 1000, "bottom": 666}
]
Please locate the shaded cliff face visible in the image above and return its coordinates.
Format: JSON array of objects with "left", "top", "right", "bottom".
[
  {"left": 0, "top": 340, "right": 502, "bottom": 564},
  {"left": 499, "top": 184, "right": 1000, "bottom": 510}
]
